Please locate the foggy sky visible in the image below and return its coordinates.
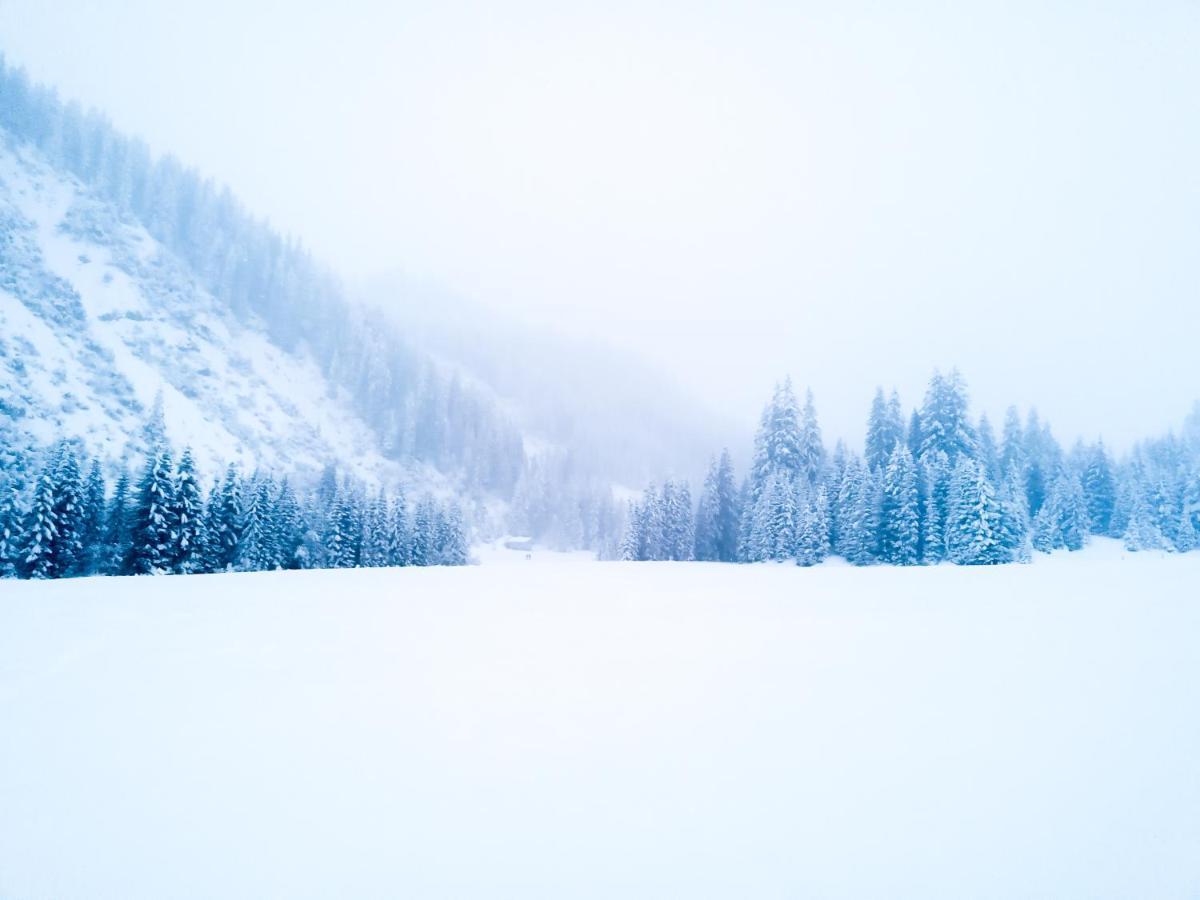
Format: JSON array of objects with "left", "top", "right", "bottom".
[{"left": 3, "top": 0, "right": 1197, "bottom": 451}]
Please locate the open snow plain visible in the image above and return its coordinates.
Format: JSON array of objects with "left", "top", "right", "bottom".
[{"left": 2, "top": 541, "right": 1199, "bottom": 899}]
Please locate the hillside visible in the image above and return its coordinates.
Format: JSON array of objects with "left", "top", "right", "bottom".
[{"left": 0, "top": 58, "right": 528, "bottom": 498}]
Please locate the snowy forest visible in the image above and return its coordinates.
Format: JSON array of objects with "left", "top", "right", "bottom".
[
  {"left": 622, "top": 371, "right": 1200, "bottom": 566},
  {"left": 0, "top": 418, "right": 468, "bottom": 580}
]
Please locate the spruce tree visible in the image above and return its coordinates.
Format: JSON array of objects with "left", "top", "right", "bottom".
[
  {"left": 880, "top": 444, "right": 920, "bottom": 565},
  {"left": 126, "top": 448, "right": 177, "bottom": 575},
  {"left": 21, "top": 467, "right": 58, "bottom": 579},
  {"left": 209, "top": 464, "right": 243, "bottom": 571},
  {"left": 274, "top": 480, "right": 306, "bottom": 569},
  {"left": 0, "top": 465, "right": 26, "bottom": 578},
  {"left": 1081, "top": 443, "right": 1117, "bottom": 536},
  {"left": 80, "top": 459, "right": 107, "bottom": 575},
  {"left": 693, "top": 457, "right": 721, "bottom": 562},
  {"left": 921, "top": 453, "right": 951, "bottom": 564},
  {"left": 918, "top": 369, "right": 977, "bottom": 465},
  {"left": 946, "top": 458, "right": 1008, "bottom": 565},
  {"left": 386, "top": 489, "right": 410, "bottom": 566},
  {"left": 795, "top": 486, "right": 831, "bottom": 566},
  {"left": 101, "top": 468, "right": 132, "bottom": 574},
  {"left": 50, "top": 443, "right": 85, "bottom": 576},
  {"left": 172, "top": 448, "right": 204, "bottom": 573},
  {"left": 798, "top": 388, "right": 826, "bottom": 486}
]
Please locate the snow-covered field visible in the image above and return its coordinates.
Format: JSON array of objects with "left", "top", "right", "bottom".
[{"left": 2, "top": 542, "right": 1199, "bottom": 899}]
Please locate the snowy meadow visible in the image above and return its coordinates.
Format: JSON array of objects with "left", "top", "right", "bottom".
[{"left": 3, "top": 542, "right": 1199, "bottom": 899}]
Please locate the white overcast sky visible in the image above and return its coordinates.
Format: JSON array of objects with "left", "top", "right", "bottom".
[{"left": 2, "top": 0, "right": 1197, "bottom": 450}]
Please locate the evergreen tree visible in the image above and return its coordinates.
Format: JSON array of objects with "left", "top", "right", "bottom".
[
  {"left": 386, "top": 489, "right": 410, "bottom": 566},
  {"left": 208, "top": 464, "right": 243, "bottom": 571},
  {"left": 436, "top": 502, "right": 469, "bottom": 565},
  {"left": 101, "top": 468, "right": 132, "bottom": 575},
  {"left": 798, "top": 388, "right": 826, "bottom": 486},
  {"left": 921, "top": 453, "right": 951, "bottom": 564},
  {"left": 409, "top": 495, "right": 437, "bottom": 567},
  {"left": 49, "top": 443, "right": 85, "bottom": 576},
  {"left": 1081, "top": 443, "right": 1117, "bottom": 536},
  {"left": 274, "top": 479, "right": 306, "bottom": 569},
  {"left": 80, "top": 459, "right": 107, "bottom": 574},
  {"left": 865, "top": 388, "right": 905, "bottom": 472},
  {"left": 359, "top": 490, "right": 390, "bottom": 567},
  {"left": 918, "top": 369, "right": 977, "bottom": 465},
  {"left": 238, "top": 476, "right": 278, "bottom": 571},
  {"left": 879, "top": 444, "right": 920, "bottom": 565},
  {"left": 997, "top": 464, "right": 1033, "bottom": 563},
  {"left": 126, "top": 448, "right": 177, "bottom": 575},
  {"left": 977, "top": 414, "right": 1001, "bottom": 483},
  {"left": 326, "top": 491, "right": 361, "bottom": 568},
  {"left": 20, "top": 467, "right": 58, "bottom": 579},
  {"left": 795, "top": 486, "right": 831, "bottom": 566},
  {"left": 172, "top": 448, "right": 204, "bottom": 573},
  {"left": 1123, "top": 485, "right": 1166, "bottom": 552},
  {"left": 837, "top": 458, "right": 877, "bottom": 565},
  {"left": 945, "top": 458, "right": 1008, "bottom": 565},
  {"left": 999, "top": 406, "right": 1026, "bottom": 475},
  {"left": 0, "top": 463, "right": 27, "bottom": 578}
]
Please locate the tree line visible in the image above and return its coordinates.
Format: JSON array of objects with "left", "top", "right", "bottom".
[
  {"left": 622, "top": 371, "right": 1200, "bottom": 565},
  {"left": 0, "top": 434, "right": 468, "bottom": 580}
]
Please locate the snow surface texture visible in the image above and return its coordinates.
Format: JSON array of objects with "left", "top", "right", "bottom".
[
  {"left": 2, "top": 541, "right": 1198, "bottom": 899},
  {"left": 0, "top": 141, "right": 406, "bottom": 484}
]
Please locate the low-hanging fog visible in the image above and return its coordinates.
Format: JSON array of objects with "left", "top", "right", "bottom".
[{"left": 4, "top": 0, "right": 1197, "bottom": 452}]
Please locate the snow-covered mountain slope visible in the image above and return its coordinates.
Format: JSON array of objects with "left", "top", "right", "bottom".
[{"left": 0, "top": 137, "right": 423, "bottom": 484}]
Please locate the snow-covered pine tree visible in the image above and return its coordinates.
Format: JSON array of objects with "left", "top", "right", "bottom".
[
  {"left": 945, "top": 458, "right": 1008, "bottom": 565},
  {"left": 101, "top": 468, "right": 132, "bottom": 574},
  {"left": 999, "top": 406, "right": 1026, "bottom": 475},
  {"left": 664, "top": 479, "right": 694, "bottom": 561},
  {"left": 795, "top": 486, "right": 831, "bottom": 566},
  {"left": 359, "top": 490, "right": 390, "bottom": 567},
  {"left": 837, "top": 457, "right": 877, "bottom": 565},
  {"left": 409, "top": 495, "right": 437, "bottom": 567},
  {"left": 865, "top": 388, "right": 905, "bottom": 472},
  {"left": 80, "top": 459, "right": 106, "bottom": 575},
  {"left": 918, "top": 369, "right": 977, "bottom": 465},
  {"left": 1081, "top": 442, "right": 1117, "bottom": 536},
  {"left": 766, "top": 473, "right": 799, "bottom": 561},
  {"left": 998, "top": 463, "right": 1033, "bottom": 563},
  {"left": 237, "top": 476, "right": 279, "bottom": 571},
  {"left": 693, "top": 457, "right": 721, "bottom": 562},
  {"left": 126, "top": 448, "right": 177, "bottom": 575},
  {"left": 879, "top": 443, "right": 920, "bottom": 565},
  {"left": 326, "top": 490, "right": 362, "bottom": 568},
  {"left": 50, "top": 442, "right": 85, "bottom": 577},
  {"left": 977, "top": 414, "right": 1001, "bottom": 483},
  {"left": 921, "top": 453, "right": 951, "bottom": 564},
  {"left": 436, "top": 502, "right": 469, "bottom": 565},
  {"left": 1173, "top": 505, "right": 1198, "bottom": 553},
  {"left": 1057, "top": 470, "right": 1090, "bottom": 551},
  {"left": 172, "top": 448, "right": 204, "bottom": 574},
  {"left": 20, "top": 466, "right": 58, "bottom": 579},
  {"left": 906, "top": 409, "right": 923, "bottom": 460},
  {"left": 1123, "top": 483, "right": 1166, "bottom": 552},
  {"left": 798, "top": 389, "right": 827, "bottom": 486},
  {"left": 208, "top": 464, "right": 244, "bottom": 572},
  {"left": 273, "top": 479, "right": 306, "bottom": 569},
  {"left": 386, "top": 489, "right": 410, "bottom": 566},
  {"left": 620, "top": 499, "right": 643, "bottom": 561},
  {"left": 0, "top": 460, "right": 26, "bottom": 578}
]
